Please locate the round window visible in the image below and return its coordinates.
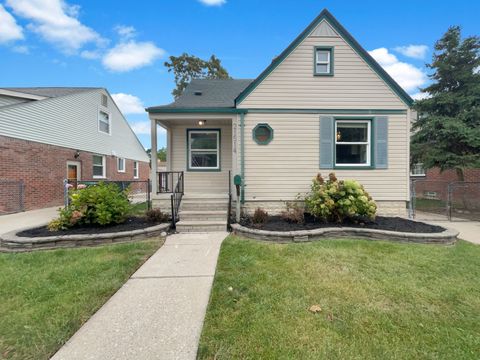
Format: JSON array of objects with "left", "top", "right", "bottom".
[{"left": 253, "top": 123, "right": 273, "bottom": 145}]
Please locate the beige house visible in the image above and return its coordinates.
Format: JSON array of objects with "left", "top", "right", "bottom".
[{"left": 147, "top": 9, "right": 414, "bottom": 231}]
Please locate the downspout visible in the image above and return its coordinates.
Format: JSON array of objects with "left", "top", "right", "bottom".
[{"left": 240, "top": 112, "right": 245, "bottom": 203}]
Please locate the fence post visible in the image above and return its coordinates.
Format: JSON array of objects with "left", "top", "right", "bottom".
[
  {"left": 63, "top": 179, "right": 69, "bottom": 208},
  {"left": 147, "top": 180, "right": 151, "bottom": 210},
  {"left": 447, "top": 183, "right": 452, "bottom": 221},
  {"left": 410, "top": 180, "right": 416, "bottom": 219},
  {"left": 19, "top": 180, "right": 25, "bottom": 212}
]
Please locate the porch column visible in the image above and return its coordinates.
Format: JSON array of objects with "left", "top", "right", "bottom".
[{"left": 150, "top": 118, "right": 158, "bottom": 195}]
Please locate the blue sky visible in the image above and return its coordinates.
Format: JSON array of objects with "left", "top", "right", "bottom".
[{"left": 1, "top": 0, "right": 478, "bottom": 149}]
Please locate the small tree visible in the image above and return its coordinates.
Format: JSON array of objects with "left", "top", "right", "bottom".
[
  {"left": 164, "top": 53, "right": 230, "bottom": 98},
  {"left": 146, "top": 147, "right": 167, "bottom": 162},
  {"left": 412, "top": 26, "right": 480, "bottom": 180}
]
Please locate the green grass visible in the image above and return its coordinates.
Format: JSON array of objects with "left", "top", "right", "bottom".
[
  {"left": 0, "top": 240, "right": 161, "bottom": 360},
  {"left": 129, "top": 201, "right": 149, "bottom": 216},
  {"left": 198, "top": 236, "right": 480, "bottom": 359}
]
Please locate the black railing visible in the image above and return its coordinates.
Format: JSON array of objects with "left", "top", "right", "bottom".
[
  {"left": 157, "top": 171, "right": 184, "bottom": 193},
  {"left": 170, "top": 172, "right": 184, "bottom": 229},
  {"left": 227, "top": 170, "right": 232, "bottom": 231}
]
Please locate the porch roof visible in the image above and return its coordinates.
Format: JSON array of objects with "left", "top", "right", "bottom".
[{"left": 146, "top": 79, "right": 253, "bottom": 113}]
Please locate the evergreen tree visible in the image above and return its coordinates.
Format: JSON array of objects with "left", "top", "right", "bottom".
[{"left": 412, "top": 26, "right": 480, "bottom": 180}]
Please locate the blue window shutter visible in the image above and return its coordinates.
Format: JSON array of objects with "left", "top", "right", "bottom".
[
  {"left": 320, "top": 116, "right": 334, "bottom": 168},
  {"left": 374, "top": 116, "right": 388, "bottom": 169}
]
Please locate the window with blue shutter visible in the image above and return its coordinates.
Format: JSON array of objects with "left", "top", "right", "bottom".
[
  {"left": 320, "top": 116, "right": 334, "bottom": 168},
  {"left": 373, "top": 116, "right": 389, "bottom": 169}
]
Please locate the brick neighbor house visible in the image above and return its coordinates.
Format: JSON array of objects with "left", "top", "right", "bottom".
[{"left": 0, "top": 87, "right": 150, "bottom": 213}]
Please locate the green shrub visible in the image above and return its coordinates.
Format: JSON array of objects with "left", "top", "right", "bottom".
[
  {"left": 145, "top": 208, "right": 169, "bottom": 223},
  {"left": 304, "top": 173, "right": 377, "bottom": 222},
  {"left": 252, "top": 208, "right": 269, "bottom": 224},
  {"left": 48, "top": 183, "right": 131, "bottom": 231},
  {"left": 280, "top": 201, "right": 305, "bottom": 224}
]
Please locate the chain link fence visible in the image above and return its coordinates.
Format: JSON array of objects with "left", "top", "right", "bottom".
[
  {"left": 0, "top": 180, "right": 24, "bottom": 215},
  {"left": 64, "top": 179, "right": 151, "bottom": 210},
  {"left": 410, "top": 180, "right": 480, "bottom": 222}
]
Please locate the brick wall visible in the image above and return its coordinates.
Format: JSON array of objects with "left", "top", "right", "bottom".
[
  {"left": 0, "top": 135, "right": 149, "bottom": 211},
  {"left": 424, "top": 167, "right": 480, "bottom": 183}
]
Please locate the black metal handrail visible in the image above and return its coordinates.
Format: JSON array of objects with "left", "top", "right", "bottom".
[
  {"left": 158, "top": 171, "right": 184, "bottom": 193},
  {"left": 170, "top": 172, "right": 184, "bottom": 229},
  {"left": 227, "top": 170, "right": 232, "bottom": 231}
]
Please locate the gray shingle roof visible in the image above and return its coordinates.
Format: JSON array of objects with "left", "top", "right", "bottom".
[
  {"left": 1, "top": 87, "right": 100, "bottom": 98},
  {"left": 147, "top": 79, "right": 253, "bottom": 110}
]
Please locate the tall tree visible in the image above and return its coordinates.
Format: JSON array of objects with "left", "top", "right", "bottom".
[
  {"left": 164, "top": 53, "right": 230, "bottom": 98},
  {"left": 412, "top": 26, "right": 480, "bottom": 180}
]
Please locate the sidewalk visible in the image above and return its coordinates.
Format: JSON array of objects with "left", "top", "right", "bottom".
[
  {"left": 51, "top": 232, "right": 227, "bottom": 360},
  {"left": 0, "top": 207, "right": 58, "bottom": 234},
  {"left": 429, "top": 220, "right": 480, "bottom": 245}
]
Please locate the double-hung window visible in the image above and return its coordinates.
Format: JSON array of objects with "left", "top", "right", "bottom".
[
  {"left": 92, "top": 155, "right": 106, "bottom": 178},
  {"left": 133, "top": 161, "right": 139, "bottom": 179},
  {"left": 315, "top": 47, "right": 333, "bottom": 75},
  {"left": 98, "top": 110, "right": 111, "bottom": 134},
  {"left": 188, "top": 130, "right": 220, "bottom": 170},
  {"left": 117, "top": 157, "right": 125, "bottom": 172},
  {"left": 335, "top": 120, "right": 371, "bottom": 166}
]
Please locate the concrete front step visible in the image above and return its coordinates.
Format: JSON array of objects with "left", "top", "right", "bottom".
[
  {"left": 179, "top": 210, "right": 227, "bottom": 221},
  {"left": 181, "top": 201, "right": 228, "bottom": 211},
  {"left": 175, "top": 220, "right": 226, "bottom": 232}
]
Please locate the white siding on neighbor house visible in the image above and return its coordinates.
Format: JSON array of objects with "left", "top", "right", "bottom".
[
  {"left": 170, "top": 122, "right": 232, "bottom": 193},
  {"left": 238, "top": 20, "right": 407, "bottom": 110},
  {"left": 0, "top": 89, "right": 149, "bottom": 162},
  {"left": 241, "top": 112, "right": 409, "bottom": 202},
  {"left": 0, "top": 95, "right": 29, "bottom": 107}
]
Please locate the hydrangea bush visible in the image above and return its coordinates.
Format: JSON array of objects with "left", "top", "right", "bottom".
[
  {"left": 304, "top": 173, "right": 377, "bottom": 223},
  {"left": 48, "top": 182, "right": 131, "bottom": 231}
]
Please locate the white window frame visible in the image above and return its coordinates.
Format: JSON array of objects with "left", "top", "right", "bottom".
[
  {"left": 315, "top": 48, "right": 331, "bottom": 74},
  {"left": 133, "top": 161, "right": 139, "bottom": 179},
  {"left": 410, "top": 163, "right": 426, "bottom": 176},
  {"left": 117, "top": 157, "right": 125, "bottom": 173},
  {"left": 92, "top": 155, "right": 106, "bottom": 179},
  {"left": 335, "top": 120, "right": 371, "bottom": 167},
  {"left": 188, "top": 130, "right": 220, "bottom": 170},
  {"left": 98, "top": 109, "right": 111, "bottom": 135}
]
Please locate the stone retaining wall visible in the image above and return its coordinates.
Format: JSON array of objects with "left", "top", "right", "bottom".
[
  {"left": 0, "top": 223, "right": 170, "bottom": 252},
  {"left": 231, "top": 223, "right": 458, "bottom": 245}
]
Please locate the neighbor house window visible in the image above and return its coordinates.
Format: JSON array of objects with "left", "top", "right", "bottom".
[
  {"left": 98, "top": 110, "right": 110, "bottom": 134},
  {"left": 187, "top": 129, "right": 220, "bottom": 170},
  {"left": 314, "top": 46, "right": 333, "bottom": 75},
  {"left": 92, "top": 155, "right": 106, "bottom": 178},
  {"left": 117, "top": 157, "right": 125, "bottom": 172},
  {"left": 411, "top": 163, "right": 426, "bottom": 176},
  {"left": 101, "top": 93, "right": 108, "bottom": 107},
  {"left": 335, "top": 120, "right": 371, "bottom": 166},
  {"left": 133, "top": 161, "right": 139, "bottom": 179}
]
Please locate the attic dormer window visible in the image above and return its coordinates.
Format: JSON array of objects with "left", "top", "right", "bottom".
[{"left": 314, "top": 46, "right": 334, "bottom": 76}]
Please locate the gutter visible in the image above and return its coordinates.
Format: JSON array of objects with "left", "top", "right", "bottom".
[{"left": 240, "top": 112, "right": 245, "bottom": 203}]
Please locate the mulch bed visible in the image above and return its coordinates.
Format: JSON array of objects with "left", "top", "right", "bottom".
[
  {"left": 18, "top": 217, "right": 166, "bottom": 238},
  {"left": 239, "top": 214, "right": 445, "bottom": 234}
]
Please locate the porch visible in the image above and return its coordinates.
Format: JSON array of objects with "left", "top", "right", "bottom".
[{"left": 149, "top": 115, "right": 236, "bottom": 198}]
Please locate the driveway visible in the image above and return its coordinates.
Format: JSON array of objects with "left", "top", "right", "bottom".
[
  {"left": 0, "top": 207, "right": 58, "bottom": 234},
  {"left": 51, "top": 232, "right": 227, "bottom": 360}
]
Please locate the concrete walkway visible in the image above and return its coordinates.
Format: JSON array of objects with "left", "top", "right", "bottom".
[
  {"left": 51, "top": 232, "right": 227, "bottom": 360},
  {"left": 0, "top": 207, "right": 58, "bottom": 234},
  {"left": 429, "top": 220, "right": 480, "bottom": 245}
]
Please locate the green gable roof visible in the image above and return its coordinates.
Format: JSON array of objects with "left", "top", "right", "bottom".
[{"left": 235, "top": 9, "right": 414, "bottom": 107}]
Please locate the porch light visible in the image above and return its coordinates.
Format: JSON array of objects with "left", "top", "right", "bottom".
[{"left": 198, "top": 120, "right": 207, "bottom": 126}]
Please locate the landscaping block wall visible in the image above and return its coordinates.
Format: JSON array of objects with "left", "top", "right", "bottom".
[{"left": 0, "top": 135, "right": 150, "bottom": 212}]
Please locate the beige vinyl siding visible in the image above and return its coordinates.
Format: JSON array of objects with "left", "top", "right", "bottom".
[
  {"left": 243, "top": 112, "right": 408, "bottom": 201},
  {"left": 0, "top": 89, "right": 149, "bottom": 162},
  {"left": 170, "top": 123, "right": 232, "bottom": 193},
  {"left": 238, "top": 21, "right": 407, "bottom": 109},
  {"left": 0, "top": 95, "right": 29, "bottom": 107}
]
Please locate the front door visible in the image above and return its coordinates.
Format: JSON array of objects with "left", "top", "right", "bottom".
[{"left": 67, "top": 161, "right": 81, "bottom": 187}]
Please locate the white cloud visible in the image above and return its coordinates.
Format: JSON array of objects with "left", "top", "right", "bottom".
[
  {"left": 112, "top": 93, "right": 144, "bottom": 114},
  {"left": 102, "top": 41, "right": 164, "bottom": 72},
  {"left": 394, "top": 45, "right": 429, "bottom": 60},
  {"left": 369, "top": 47, "right": 427, "bottom": 93},
  {"left": 411, "top": 92, "right": 430, "bottom": 100},
  {"left": 0, "top": 4, "right": 24, "bottom": 43},
  {"left": 80, "top": 49, "right": 101, "bottom": 59},
  {"left": 198, "top": 0, "right": 226, "bottom": 6},
  {"left": 12, "top": 45, "right": 29, "bottom": 53},
  {"left": 130, "top": 121, "right": 150, "bottom": 135},
  {"left": 6, "top": 0, "right": 103, "bottom": 53},
  {"left": 115, "top": 25, "right": 136, "bottom": 39}
]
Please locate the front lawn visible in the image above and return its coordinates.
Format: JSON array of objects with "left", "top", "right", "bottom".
[
  {"left": 198, "top": 236, "right": 480, "bottom": 359},
  {"left": 0, "top": 240, "right": 161, "bottom": 360}
]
